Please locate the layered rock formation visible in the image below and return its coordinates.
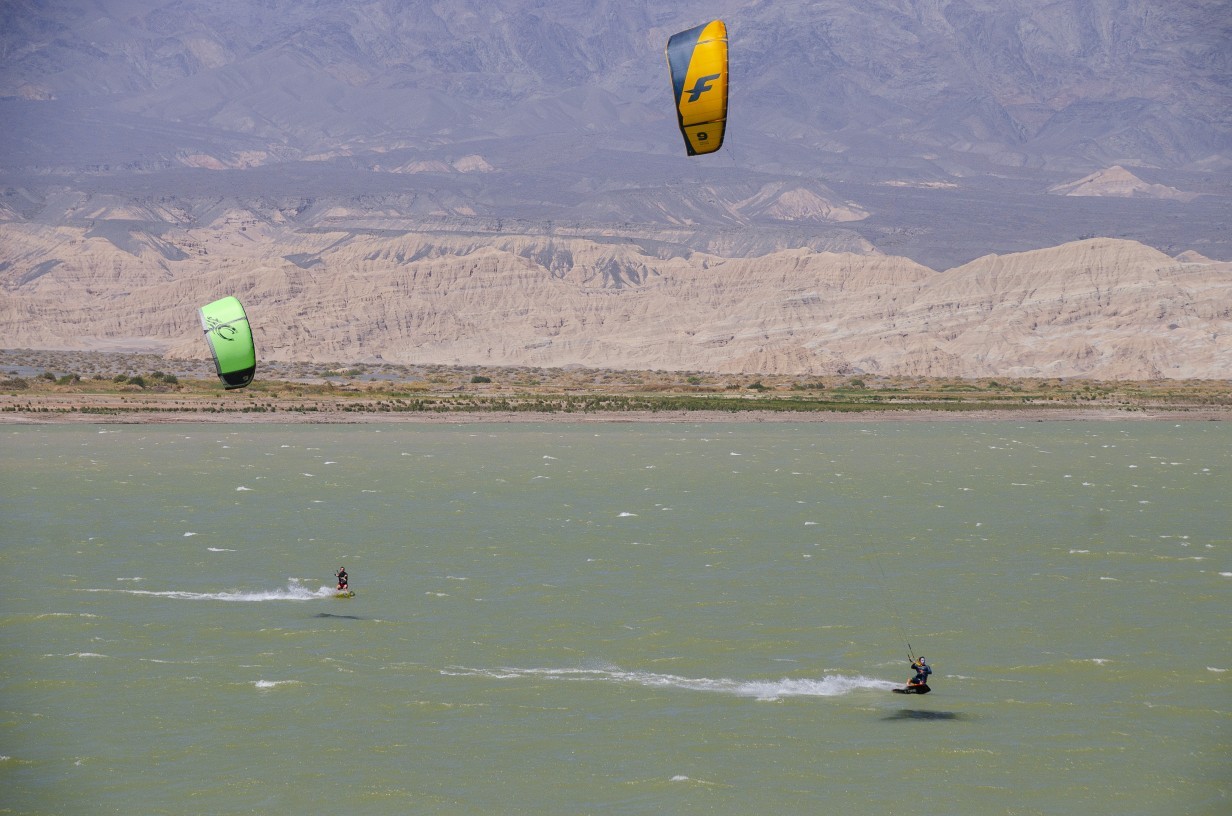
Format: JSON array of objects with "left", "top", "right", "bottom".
[
  {"left": 1, "top": 219, "right": 1228, "bottom": 379},
  {"left": 1049, "top": 166, "right": 1200, "bottom": 202}
]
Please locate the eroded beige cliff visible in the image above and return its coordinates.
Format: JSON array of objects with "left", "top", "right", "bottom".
[{"left": 1, "top": 220, "right": 1228, "bottom": 378}]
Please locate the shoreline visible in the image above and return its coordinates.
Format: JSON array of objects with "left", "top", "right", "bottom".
[
  {"left": 3, "top": 402, "right": 1227, "bottom": 426},
  {"left": 4, "top": 353, "right": 1228, "bottom": 425}
]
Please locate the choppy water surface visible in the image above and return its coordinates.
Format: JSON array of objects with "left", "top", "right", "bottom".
[{"left": 1, "top": 422, "right": 1228, "bottom": 815}]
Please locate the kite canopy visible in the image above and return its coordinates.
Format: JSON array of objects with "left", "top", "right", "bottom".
[
  {"left": 666, "top": 19, "right": 729, "bottom": 156},
  {"left": 199, "top": 296, "right": 256, "bottom": 389}
]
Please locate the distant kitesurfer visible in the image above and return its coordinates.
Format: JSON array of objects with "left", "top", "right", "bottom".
[
  {"left": 908, "top": 656, "right": 931, "bottom": 688},
  {"left": 335, "top": 566, "right": 349, "bottom": 591}
]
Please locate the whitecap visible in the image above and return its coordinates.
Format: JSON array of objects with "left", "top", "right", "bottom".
[
  {"left": 206, "top": 548, "right": 236, "bottom": 552},
  {"left": 236, "top": 486, "right": 252, "bottom": 491},
  {"left": 183, "top": 532, "right": 197, "bottom": 537},
  {"left": 254, "top": 680, "right": 299, "bottom": 690},
  {"left": 618, "top": 512, "right": 638, "bottom": 518}
]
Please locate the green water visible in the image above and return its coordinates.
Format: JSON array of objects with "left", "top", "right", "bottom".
[{"left": 1, "top": 422, "right": 1228, "bottom": 815}]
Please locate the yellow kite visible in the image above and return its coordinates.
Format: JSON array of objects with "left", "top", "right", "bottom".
[{"left": 666, "top": 20, "right": 729, "bottom": 156}]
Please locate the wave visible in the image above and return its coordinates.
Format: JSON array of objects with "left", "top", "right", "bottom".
[
  {"left": 253, "top": 680, "right": 300, "bottom": 689},
  {"left": 81, "top": 582, "right": 335, "bottom": 602},
  {"left": 441, "top": 666, "right": 896, "bottom": 701}
]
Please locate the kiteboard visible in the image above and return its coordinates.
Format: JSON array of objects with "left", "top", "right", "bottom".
[
  {"left": 334, "top": 590, "right": 355, "bottom": 598},
  {"left": 893, "top": 684, "right": 930, "bottom": 695}
]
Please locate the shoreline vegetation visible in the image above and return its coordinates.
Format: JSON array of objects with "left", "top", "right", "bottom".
[{"left": 2, "top": 349, "right": 1229, "bottom": 424}]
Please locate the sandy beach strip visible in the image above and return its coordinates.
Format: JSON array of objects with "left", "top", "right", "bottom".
[{"left": 1, "top": 393, "right": 1227, "bottom": 425}]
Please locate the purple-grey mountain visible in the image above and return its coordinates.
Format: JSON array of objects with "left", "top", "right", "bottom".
[
  {"left": 2, "top": 0, "right": 1228, "bottom": 263},
  {"left": 1, "top": 1, "right": 1229, "bottom": 376}
]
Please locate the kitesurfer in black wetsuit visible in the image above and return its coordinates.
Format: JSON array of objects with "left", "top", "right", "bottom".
[
  {"left": 335, "top": 567, "right": 349, "bottom": 591},
  {"left": 908, "top": 656, "right": 932, "bottom": 688}
]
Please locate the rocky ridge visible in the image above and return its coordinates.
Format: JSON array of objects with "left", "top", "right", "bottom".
[
  {"left": 1, "top": 219, "right": 1228, "bottom": 379},
  {"left": 1049, "top": 166, "right": 1200, "bottom": 202}
]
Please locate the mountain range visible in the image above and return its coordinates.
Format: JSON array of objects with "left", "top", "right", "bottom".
[
  {"left": 1, "top": 0, "right": 1229, "bottom": 375},
  {"left": 1, "top": 215, "right": 1228, "bottom": 378}
]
